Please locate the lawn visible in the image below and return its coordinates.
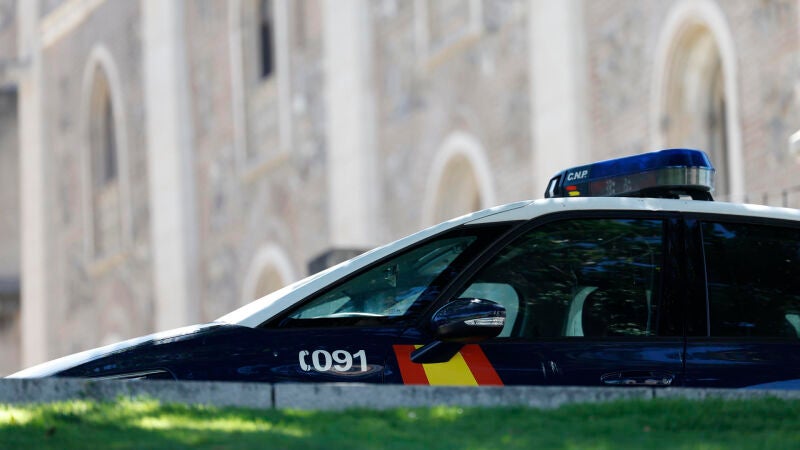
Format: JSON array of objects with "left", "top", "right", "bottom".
[{"left": 1, "top": 397, "right": 799, "bottom": 449}]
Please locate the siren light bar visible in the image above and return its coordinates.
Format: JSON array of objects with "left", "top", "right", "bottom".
[{"left": 544, "top": 149, "right": 716, "bottom": 201}]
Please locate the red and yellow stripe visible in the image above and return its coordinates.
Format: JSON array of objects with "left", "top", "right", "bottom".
[{"left": 393, "top": 344, "right": 503, "bottom": 386}]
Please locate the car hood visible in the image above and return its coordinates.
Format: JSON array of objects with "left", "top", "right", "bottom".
[{"left": 6, "top": 323, "right": 221, "bottom": 378}]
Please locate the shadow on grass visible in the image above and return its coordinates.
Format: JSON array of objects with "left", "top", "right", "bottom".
[{"left": 1, "top": 397, "right": 800, "bottom": 449}]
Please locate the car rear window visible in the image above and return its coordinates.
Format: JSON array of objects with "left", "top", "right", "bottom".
[{"left": 702, "top": 221, "right": 800, "bottom": 338}]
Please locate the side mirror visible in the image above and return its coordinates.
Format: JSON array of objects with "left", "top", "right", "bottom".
[
  {"left": 411, "top": 298, "right": 505, "bottom": 364},
  {"left": 431, "top": 298, "right": 506, "bottom": 341}
]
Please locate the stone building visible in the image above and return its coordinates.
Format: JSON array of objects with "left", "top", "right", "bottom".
[{"left": 0, "top": 0, "right": 799, "bottom": 374}]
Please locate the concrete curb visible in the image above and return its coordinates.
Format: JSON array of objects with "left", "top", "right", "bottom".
[
  {"left": 274, "top": 384, "right": 652, "bottom": 410},
  {"left": 0, "top": 378, "right": 273, "bottom": 409},
  {"left": 2, "top": 379, "right": 800, "bottom": 410},
  {"left": 654, "top": 387, "right": 800, "bottom": 401}
]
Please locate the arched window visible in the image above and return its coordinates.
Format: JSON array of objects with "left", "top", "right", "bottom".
[
  {"left": 431, "top": 155, "right": 482, "bottom": 223},
  {"left": 88, "top": 66, "right": 121, "bottom": 259},
  {"left": 423, "top": 131, "right": 496, "bottom": 226},
  {"left": 258, "top": 0, "right": 274, "bottom": 79},
  {"left": 661, "top": 25, "right": 729, "bottom": 196},
  {"left": 242, "top": 244, "right": 296, "bottom": 304},
  {"left": 252, "top": 266, "right": 285, "bottom": 299},
  {"left": 652, "top": 1, "right": 743, "bottom": 202}
]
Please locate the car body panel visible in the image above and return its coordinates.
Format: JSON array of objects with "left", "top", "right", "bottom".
[
  {"left": 685, "top": 340, "right": 800, "bottom": 388},
  {"left": 8, "top": 323, "right": 221, "bottom": 378},
  {"left": 478, "top": 339, "right": 684, "bottom": 387},
  {"left": 10, "top": 196, "right": 800, "bottom": 388}
]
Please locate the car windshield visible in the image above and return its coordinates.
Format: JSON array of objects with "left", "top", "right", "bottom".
[
  {"left": 217, "top": 201, "right": 532, "bottom": 327},
  {"left": 287, "top": 236, "right": 477, "bottom": 319}
]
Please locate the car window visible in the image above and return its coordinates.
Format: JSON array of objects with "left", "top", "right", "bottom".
[
  {"left": 285, "top": 235, "right": 478, "bottom": 322},
  {"left": 702, "top": 221, "right": 800, "bottom": 338},
  {"left": 456, "top": 219, "right": 665, "bottom": 338}
]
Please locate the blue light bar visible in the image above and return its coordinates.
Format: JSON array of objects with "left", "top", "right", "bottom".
[{"left": 544, "top": 149, "right": 716, "bottom": 200}]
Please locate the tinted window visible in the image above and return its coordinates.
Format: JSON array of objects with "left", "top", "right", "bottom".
[
  {"left": 457, "top": 219, "right": 665, "bottom": 338},
  {"left": 702, "top": 222, "right": 800, "bottom": 338},
  {"left": 272, "top": 225, "right": 510, "bottom": 328},
  {"left": 290, "top": 236, "right": 476, "bottom": 320}
]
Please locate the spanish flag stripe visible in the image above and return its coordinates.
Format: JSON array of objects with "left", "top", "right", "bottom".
[
  {"left": 460, "top": 345, "right": 504, "bottom": 386},
  {"left": 392, "top": 345, "right": 429, "bottom": 385},
  {"left": 421, "top": 350, "right": 479, "bottom": 386}
]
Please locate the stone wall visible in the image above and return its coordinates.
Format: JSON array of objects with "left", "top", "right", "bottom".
[
  {"left": 186, "top": 0, "right": 330, "bottom": 318},
  {"left": 371, "top": 0, "right": 532, "bottom": 241},
  {"left": 4, "top": 0, "right": 800, "bottom": 374},
  {"left": 41, "top": 0, "right": 153, "bottom": 358},
  {"left": 0, "top": 0, "right": 18, "bottom": 376},
  {"left": 0, "top": 89, "right": 19, "bottom": 375},
  {"left": 0, "top": 0, "right": 15, "bottom": 65},
  {"left": 0, "top": 91, "right": 18, "bottom": 278},
  {"left": 724, "top": 0, "right": 800, "bottom": 204},
  {"left": 584, "top": 0, "right": 800, "bottom": 205},
  {"left": 585, "top": 0, "right": 667, "bottom": 160}
]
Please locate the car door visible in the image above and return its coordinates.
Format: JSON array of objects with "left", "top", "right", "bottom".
[
  {"left": 397, "top": 214, "right": 687, "bottom": 387},
  {"left": 684, "top": 217, "right": 800, "bottom": 388},
  {"left": 254, "top": 224, "right": 514, "bottom": 383}
]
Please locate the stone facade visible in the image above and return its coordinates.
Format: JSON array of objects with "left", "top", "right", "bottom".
[
  {"left": 0, "top": 89, "right": 19, "bottom": 376},
  {"left": 1, "top": 0, "right": 799, "bottom": 374},
  {"left": 372, "top": 0, "right": 532, "bottom": 235},
  {"left": 0, "top": 0, "right": 18, "bottom": 375},
  {"left": 585, "top": 0, "right": 800, "bottom": 205},
  {"left": 39, "top": 1, "right": 152, "bottom": 357}
]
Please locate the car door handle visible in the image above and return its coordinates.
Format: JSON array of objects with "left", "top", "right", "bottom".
[{"left": 601, "top": 370, "right": 674, "bottom": 386}]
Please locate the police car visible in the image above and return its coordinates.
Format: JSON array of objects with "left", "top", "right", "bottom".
[{"left": 10, "top": 149, "right": 800, "bottom": 388}]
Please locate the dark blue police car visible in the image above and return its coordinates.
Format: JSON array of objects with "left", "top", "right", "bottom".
[{"left": 10, "top": 149, "right": 800, "bottom": 389}]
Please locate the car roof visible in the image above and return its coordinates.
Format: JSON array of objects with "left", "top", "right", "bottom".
[
  {"left": 471, "top": 196, "right": 800, "bottom": 223},
  {"left": 219, "top": 197, "right": 800, "bottom": 328}
]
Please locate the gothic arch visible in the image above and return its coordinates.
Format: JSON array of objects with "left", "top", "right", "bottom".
[
  {"left": 651, "top": 0, "right": 744, "bottom": 201},
  {"left": 242, "top": 244, "right": 297, "bottom": 304},
  {"left": 422, "top": 131, "right": 496, "bottom": 227},
  {"left": 80, "top": 44, "right": 131, "bottom": 260}
]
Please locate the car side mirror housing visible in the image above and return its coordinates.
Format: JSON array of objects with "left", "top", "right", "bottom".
[
  {"left": 431, "top": 298, "right": 506, "bottom": 341},
  {"left": 411, "top": 298, "right": 505, "bottom": 364}
]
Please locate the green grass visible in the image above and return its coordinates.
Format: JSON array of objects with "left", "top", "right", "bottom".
[{"left": 1, "top": 397, "right": 799, "bottom": 449}]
